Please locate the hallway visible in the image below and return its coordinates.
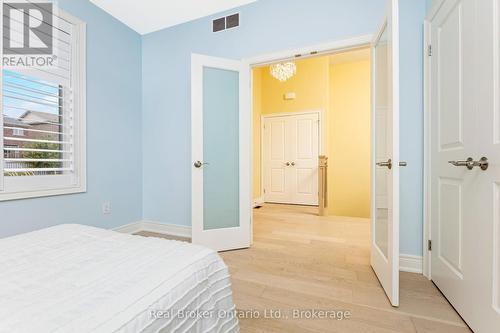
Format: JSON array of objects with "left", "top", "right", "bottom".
[{"left": 220, "top": 204, "right": 470, "bottom": 332}]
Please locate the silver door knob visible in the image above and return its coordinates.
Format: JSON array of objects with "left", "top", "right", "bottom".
[
  {"left": 399, "top": 161, "right": 408, "bottom": 167},
  {"left": 194, "top": 161, "right": 209, "bottom": 168},
  {"left": 376, "top": 159, "right": 392, "bottom": 169},
  {"left": 448, "top": 157, "right": 488, "bottom": 170}
]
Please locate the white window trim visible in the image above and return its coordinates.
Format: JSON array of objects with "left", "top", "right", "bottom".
[{"left": 0, "top": 10, "right": 87, "bottom": 201}]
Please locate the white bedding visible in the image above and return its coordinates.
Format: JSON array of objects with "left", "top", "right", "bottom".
[{"left": 0, "top": 224, "right": 239, "bottom": 333}]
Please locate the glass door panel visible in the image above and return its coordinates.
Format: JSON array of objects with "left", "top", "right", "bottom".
[{"left": 202, "top": 67, "right": 240, "bottom": 230}]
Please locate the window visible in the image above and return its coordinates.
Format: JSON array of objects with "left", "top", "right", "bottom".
[
  {"left": 4, "top": 145, "right": 19, "bottom": 159},
  {"left": 12, "top": 128, "right": 24, "bottom": 136},
  {"left": 0, "top": 7, "right": 86, "bottom": 201}
]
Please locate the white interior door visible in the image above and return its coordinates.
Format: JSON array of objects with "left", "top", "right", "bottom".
[
  {"left": 263, "top": 112, "right": 319, "bottom": 206},
  {"left": 429, "top": 0, "right": 500, "bottom": 331},
  {"left": 370, "top": 0, "right": 400, "bottom": 307},
  {"left": 191, "top": 54, "right": 251, "bottom": 252}
]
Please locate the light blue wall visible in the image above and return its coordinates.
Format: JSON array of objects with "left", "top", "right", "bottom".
[
  {"left": 142, "top": 0, "right": 428, "bottom": 257},
  {"left": 0, "top": 0, "right": 143, "bottom": 237}
]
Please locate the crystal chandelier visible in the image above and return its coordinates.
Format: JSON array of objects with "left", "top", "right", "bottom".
[{"left": 270, "top": 62, "right": 297, "bottom": 82}]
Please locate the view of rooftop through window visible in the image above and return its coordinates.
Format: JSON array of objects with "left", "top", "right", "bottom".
[{"left": 2, "top": 70, "right": 70, "bottom": 176}]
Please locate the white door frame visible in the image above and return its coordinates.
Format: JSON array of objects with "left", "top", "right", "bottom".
[
  {"left": 260, "top": 110, "right": 326, "bottom": 202},
  {"left": 243, "top": 35, "right": 372, "bottom": 242},
  {"left": 422, "top": 0, "right": 445, "bottom": 280}
]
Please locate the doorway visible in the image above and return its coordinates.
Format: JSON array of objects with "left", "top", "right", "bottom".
[
  {"left": 252, "top": 48, "right": 372, "bottom": 217},
  {"left": 191, "top": 2, "right": 402, "bottom": 304}
]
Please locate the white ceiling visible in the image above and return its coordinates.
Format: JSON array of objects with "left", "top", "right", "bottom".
[{"left": 89, "top": 0, "right": 258, "bottom": 35}]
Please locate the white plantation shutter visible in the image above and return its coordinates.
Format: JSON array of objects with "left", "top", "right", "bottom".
[{"left": 0, "top": 5, "right": 86, "bottom": 200}]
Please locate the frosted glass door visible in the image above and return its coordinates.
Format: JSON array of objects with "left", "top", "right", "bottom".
[
  {"left": 191, "top": 54, "right": 250, "bottom": 252},
  {"left": 374, "top": 26, "right": 390, "bottom": 260},
  {"left": 202, "top": 67, "right": 240, "bottom": 230},
  {"left": 370, "top": 0, "right": 400, "bottom": 307}
]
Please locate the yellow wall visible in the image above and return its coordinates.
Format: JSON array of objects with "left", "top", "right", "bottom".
[
  {"left": 328, "top": 60, "right": 371, "bottom": 218},
  {"left": 252, "top": 54, "right": 371, "bottom": 218},
  {"left": 253, "top": 68, "right": 263, "bottom": 199},
  {"left": 260, "top": 57, "right": 330, "bottom": 115}
]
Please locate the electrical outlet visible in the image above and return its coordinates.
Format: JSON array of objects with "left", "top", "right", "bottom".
[{"left": 102, "top": 202, "right": 111, "bottom": 215}]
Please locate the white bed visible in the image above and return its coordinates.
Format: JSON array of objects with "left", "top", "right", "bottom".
[{"left": 0, "top": 224, "right": 239, "bottom": 333}]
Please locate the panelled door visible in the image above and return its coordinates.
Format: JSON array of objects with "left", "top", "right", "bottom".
[
  {"left": 191, "top": 54, "right": 251, "bottom": 252},
  {"left": 262, "top": 112, "right": 319, "bottom": 206},
  {"left": 370, "top": 0, "right": 401, "bottom": 307},
  {"left": 429, "top": 0, "right": 500, "bottom": 331}
]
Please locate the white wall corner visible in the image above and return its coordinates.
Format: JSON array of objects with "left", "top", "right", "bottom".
[
  {"left": 400, "top": 255, "right": 423, "bottom": 274},
  {"left": 114, "top": 220, "right": 192, "bottom": 238}
]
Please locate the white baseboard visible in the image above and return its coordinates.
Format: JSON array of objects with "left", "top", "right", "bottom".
[
  {"left": 253, "top": 197, "right": 264, "bottom": 208},
  {"left": 400, "top": 254, "right": 423, "bottom": 274},
  {"left": 113, "top": 220, "right": 192, "bottom": 238},
  {"left": 113, "top": 221, "right": 144, "bottom": 234}
]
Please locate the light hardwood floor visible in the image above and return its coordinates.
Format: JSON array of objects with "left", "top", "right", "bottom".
[{"left": 139, "top": 204, "right": 471, "bottom": 332}]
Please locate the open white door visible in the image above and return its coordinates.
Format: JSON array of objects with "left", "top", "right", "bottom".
[
  {"left": 371, "top": 0, "right": 400, "bottom": 307},
  {"left": 191, "top": 54, "right": 251, "bottom": 252}
]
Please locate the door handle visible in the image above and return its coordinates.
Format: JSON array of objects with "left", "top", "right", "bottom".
[
  {"left": 376, "top": 159, "right": 392, "bottom": 169},
  {"left": 194, "top": 161, "right": 209, "bottom": 168},
  {"left": 291, "top": 162, "right": 296, "bottom": 166},
  {"left": 448, "top": 157, "right": 489, "bottom": 170},
  {"left": 285, "top": 162, "right": 291, "bottom": 166}
]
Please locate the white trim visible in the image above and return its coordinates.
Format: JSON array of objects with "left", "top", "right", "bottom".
[
  {"left": 246, "top": 34, "right": 373, "bottom": 67},
  {"left": 253, "top": 196, "right": 264, "bottom": 208},
  {"left": 113, "top": 221, "right": 144, "bottom": 234},
  {"left": 141, "top": 220, "right": 192, "bottom": 238},
  {"left": 113, "top": 221, "right": 192, "bottom": 238},
  {"left": 425, "top": 0, "right": 446, "bottom": 21},
  {"left": 0, "top": 9, "right": 87, "bottom": 201},
  {"left": 400, "top": 255, "right": 423, "bottom": 274},
  {"left": 423, "top": 19, "right": 432, "bottom": 280}
]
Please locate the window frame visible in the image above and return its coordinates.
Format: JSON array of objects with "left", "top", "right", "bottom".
[
  {"left": 0, "top": 10, "right": 86, "bottom": 201},
  {"left": 12, "top": 128, "right": 24, "bottom": 136}
]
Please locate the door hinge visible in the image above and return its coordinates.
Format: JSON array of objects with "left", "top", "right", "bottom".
[
  {"left": 428, "top": 240, "right": 432, "bottom": 251},
  {"left": 427, "top": 44, "right": 433, "bottom": 57},
  {"left": 263, "top": 189, "right": 266, "bottom": 194}
]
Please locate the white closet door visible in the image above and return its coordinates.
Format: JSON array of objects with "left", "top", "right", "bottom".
[
  {"left": 288, "top": 113, "right": 319, "bottom": 205},
  {"left": 428, "top": 0, "right": 500, "bottom": 331},
  {"left": 263, "top": 112, "right": 319, "bottom": 206},
  {"left": 263, "top": 116, "right": 289, "bottom": 203}
]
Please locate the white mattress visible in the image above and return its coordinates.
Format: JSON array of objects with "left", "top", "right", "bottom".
[{"left": 0, "top": 224, "right": 239, "bottom": 333}]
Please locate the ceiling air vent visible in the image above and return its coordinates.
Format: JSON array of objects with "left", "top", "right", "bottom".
[{"left": 212, "top": 13, "right": 240, "bottom": 32}]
